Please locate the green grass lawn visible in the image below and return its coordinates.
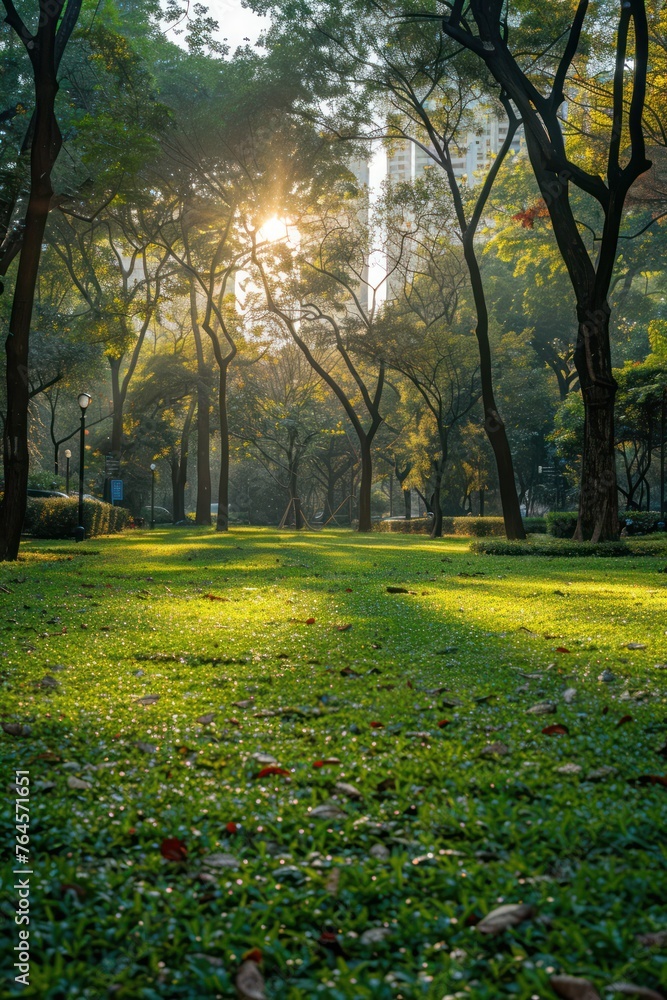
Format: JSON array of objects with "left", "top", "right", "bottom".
[{"left": 1, "top": 527, "right": 666, "bottom": 1000}]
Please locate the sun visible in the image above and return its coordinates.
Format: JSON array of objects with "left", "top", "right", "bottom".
[{"left": 257, "top": 216, "right": 289, "bottom": 244}]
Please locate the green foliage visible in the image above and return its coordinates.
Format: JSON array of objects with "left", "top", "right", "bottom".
[
  {"left": 546, "top": 511, "right": 578, "bottom": 537},
  {"left": 451, "top": 516, "right": 506, "bottom": 537},
  {"left": 374, "top": 516, "right": 433, "bottom": 533},
  {"left": 27, "top": 497, "right": 130, "bottom": 538},
  {"left": 471, "top": 536, "right": 667, "bottom": 557}
]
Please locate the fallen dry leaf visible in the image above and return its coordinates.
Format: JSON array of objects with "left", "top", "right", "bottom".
[
  {"left": 305, "top": 617, "right": 316, "bottom": 625},
  {"left": 335, "top": 781, "right": 363, "bottom": 800},
  {"left": 617, "top": 715, "right": 633, "bottom": 727},
  {"left": 257, "top": 766, "right": 290, "bottom": 778},
  {"left": 196, "top": 713, "right": 216, "bottom": 725},
  {"left": 67, "top": 776, "right": 91, "bottom": 791},
  {"left": 336, "top": 623, "right": 352, "bottom": 631},
  {"left": 476, "top": 902, "right": 535, "bottom": 935},
  {"left": 542, "top": 723, "right": 569, "bottom": 736},
  {"left": 528, "top": 701, "right": 557, "bottom": 715},
  {"left": 235, "top": 957, "right": 266, "bottom": 1000},
  {"left": 202, "top": 852, "right": 239, "bottom": 869},
  {"left": 309, "top": 802, "right": 347, "bottom": 820},
  {"left": 386, "top": 586, "right": 409, "bottom": 593},
  {"left": 160, "top": 837, "right": 187, "bottom": 861},
  {"left": 609, "top": 986, "right": 665, "bottom": 999},
  {"left": 550, "top": 974, "right": 601, "bottom": 1000},
  {"left": 135, "top": 694, "right": 160, "bottom": 706},
  {"left": 360, "top": 926, "right": 392, "bottom": 946},
  {"left": 1, "top": 722, "right": 30, "bottom": 737},
  {"left": 325, "top": 867, "right": 340, "bottom": 894},
  {"left": 630, "top": 775, "right": 667, "bottom": 788},
  {"left": 636, "top": 930, "right": 667, "bottom": 947},
  {"left": 480, "top": 741, "right": 509, "bottom": 757}
]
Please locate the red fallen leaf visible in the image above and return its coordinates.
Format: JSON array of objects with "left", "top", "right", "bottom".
[
  {"left": 242, "top": 947, "right": 262, "bottom": 964},
  {"left": 313, "top": 758, "right": 340, "bottom": 768},
  {"left": 257, "top": 766, "right": 290, "bottom": 778},
  {"left": 370, "top": 721, "right": 384, "bottom": 729},
  {"left": 555, "top": 646, "right": 570, "bottom": 653},
  {"left": 465, "top": 912, "right": 480, "bottom": 926},
  {"left": 318, "top": 930, "right": 347, "bottom": 956},
  {"left": 437, "top": 719, "right": 451, "bottom": 728},
  {"left": 225, "top": 821, "right": 238, "bottom": 834},
  {"left": 542, "top": 723, "right": 569, "bottom": 736},
  {"left": 345, "top": 588, "right": 353, "bottom": 592},
  {"left": 127, "top": 827, "right": 137, "bottom": 835},
  {"left": 305, "top": 617, "right": 316, "bottom": 625},
  {"left": 617, "top": 714, "right": 634, "bottom": 727},
  {"left": 160, "top": 837, "right": 188, "bottom": 861},
  {"left": 406, "top": 679, "right": 414, "bottom": 689},
  {"left": 336, "top": 623, "right": 352, "bottom": 631},
  {"left": 203, "top": 593, "right": 229, "bottom": 601},
  {"left": 630, "top": 775, "right": 667, "bottom": 788},
  {"left": 313, "top": 760, "right": 325, "bottom": 768},
  {"left": 228, "top": 717, "right": 241, "bottom": 726},
  {"left": 602, "top": 706, "right": 610, "bottom": 715}
]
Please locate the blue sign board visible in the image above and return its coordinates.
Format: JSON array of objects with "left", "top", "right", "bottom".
[{"left": 110, "top": 479, "right": 123, "bottom": 502}]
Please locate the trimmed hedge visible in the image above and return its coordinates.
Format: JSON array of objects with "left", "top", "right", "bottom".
[
  {"left": 375, "top": 517, "right": 433, "bottom": 534},
  {"left": 471, "top": 537, "right": 667, "bottom": 557},
  {"left": 546, "top": 509, "right": 666, "bottom": 538},
  {"left": 618, "top": 510, "right": 667, "bottom": 532},
  {"left": 25, "top": 497, "right": 130, "bottom": 538},
  {"left": 546, "top": 511, "right": 578, "bottom": 537},
  {"left": 375, "top": 516, "right": 547, "bottom": 537}
]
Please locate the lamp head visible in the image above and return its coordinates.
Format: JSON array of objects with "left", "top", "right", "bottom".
[
  {"left": 78, "top": 392, "right": 92, "bottom": 410},
  {"left": 150, "top": 463, "right": 156, "bottom": 472},
  {"left": 64, "top": 449, "right": 71, "bottom": 459}
]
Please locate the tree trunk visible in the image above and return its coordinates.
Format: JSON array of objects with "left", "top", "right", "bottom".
[
  {"left": 216, "top": 362, "right": 230, "bottom": 532},
  {"left": 464, "top": 244, "right": 526, "bottom": 541},
  {"left": 358, "top": 437, "right": 372, "bottom": 531},
  {"left": 288, "top": 455, "right": 303, "bottom": 529},
  {"left": 190, "top": 284, "right": 211, "bottom": 525},
  {"left": 172, "top": 398, "right": 195, "bottom": 523},
  {"left": 570, "top": 306, "right": 619, "bottom": 541},
  {"left": 109, "top": 356, "right": 123, "bottom": 455},
  {"left": 403, "top": 488, "right": 411, "bottom": 519},
  {"left": 0, "top": 12, "right": 63, "bottom": 561},
  {"left": 430, "top": 478, "right": 443, "bottom": 538}
]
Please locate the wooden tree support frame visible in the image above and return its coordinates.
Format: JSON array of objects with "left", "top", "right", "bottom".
[{"left": 278, "top": 497, "right": 315, "bottom": 531}]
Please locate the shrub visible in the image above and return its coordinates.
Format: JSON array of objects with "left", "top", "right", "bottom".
[
  {"left": 451, "top": 516, "right": 506, "bottom": 537},
  {"left": 618, "top": 510, "right": 667, "bottom": 533},
  {"left": 374, "top": 517, "right": 433, "bottom": 534},
  {"left": 546, "top": 511, "right": 578, "bottom": 537},
  {"left": 471, "top": 537, "right": 667, "bottom": 557},
  {"left": 523, "top": 516, "right": 547, "bottom": 534},
  {"left": 26, "top": 498, "right": 130, "bottom": 538}
]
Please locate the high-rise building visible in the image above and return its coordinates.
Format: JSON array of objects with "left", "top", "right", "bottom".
[{"left": 388, "top": 107, "right": 522, "bottom": 186}]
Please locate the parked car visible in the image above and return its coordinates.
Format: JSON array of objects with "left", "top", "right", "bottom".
[
  {"left": 140, "top": 505, "right": 172, "bottom": 524},
  {"left": 27, "top": 489, "right": 69, "bottom": 499}
]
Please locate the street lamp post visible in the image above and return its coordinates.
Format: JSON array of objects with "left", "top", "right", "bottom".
[
  {"left": 65, "top": 449, "right": 71, "bottom": 495},
  {"left": 75, "top": 393, "right": 92, "bottom": 542},
  {"left": 150, "top": 463, "right": 156, "bottom": 529}
]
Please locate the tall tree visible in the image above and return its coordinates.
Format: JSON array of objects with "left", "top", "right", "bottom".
[
  {"left": 429, "top": 0, "right": 651, "bottom": 540},
  {"left": 0, "top": 0, "right": 83, "bottom": 560}
]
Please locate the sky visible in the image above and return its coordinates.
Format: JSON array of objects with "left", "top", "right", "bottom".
[{"left": 173, "top": 0, "right": 270, "bottom": 53}]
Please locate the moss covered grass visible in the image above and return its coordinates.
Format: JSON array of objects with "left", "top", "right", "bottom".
[{"left": 0, "top": 527, "right": 666, "bottom": 999}]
